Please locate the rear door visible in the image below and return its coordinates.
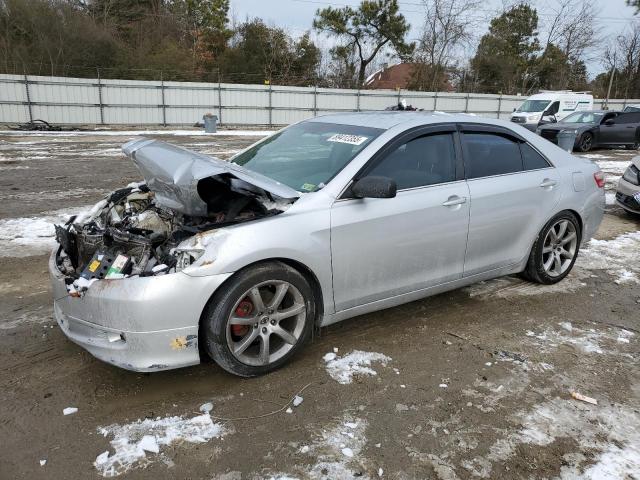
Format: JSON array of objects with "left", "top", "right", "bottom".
[
  {"left": 459, "top": 124, "right": 561, "bottom": 276},
  {"left": 331, "top": 125, "right": 470, "bottom": 311}
]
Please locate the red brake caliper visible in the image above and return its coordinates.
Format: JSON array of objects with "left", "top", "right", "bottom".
[{"left": 232, "top": 298, "right": 253, "bottom": 337}]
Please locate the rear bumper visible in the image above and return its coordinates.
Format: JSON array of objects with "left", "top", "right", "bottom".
[{"left": 49, "top": 249, "right": 233, "bottom": 372}]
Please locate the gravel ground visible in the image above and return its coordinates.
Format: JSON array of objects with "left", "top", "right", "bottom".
[{"left": 0, "top": 129, "right": 639, "bottom": 479}]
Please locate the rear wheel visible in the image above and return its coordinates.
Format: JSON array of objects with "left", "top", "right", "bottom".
[
  {"left": 577, "top": 132, "right": 593, "bottom": 152},
  {"left": 625, "top": 142, "right": 639, "bottom": 150},
  {"left": 522, "top": 212, "right": 582, "bottom": 285},
  {"left": 203, "top": 261, "right": 315, "bottom": 377}
]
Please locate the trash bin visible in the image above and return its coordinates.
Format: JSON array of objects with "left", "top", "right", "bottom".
[
  {"left": 557, "top": 130, "right": 577, "bottom": 153},
  {"left": 203, "top": 113, "right": 217, "bottom": 133}
]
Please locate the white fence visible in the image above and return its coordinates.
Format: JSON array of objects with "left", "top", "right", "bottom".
[{"left": 0, "top": 73, "right": 636, "bottom": 127}]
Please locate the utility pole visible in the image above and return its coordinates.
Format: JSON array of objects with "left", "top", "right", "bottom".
[
  {"left": 605, "top": 36, "right": 625, "bottom": 110},
  {"left": 604, "top": 52, "right": 616, "bottom": 111}
]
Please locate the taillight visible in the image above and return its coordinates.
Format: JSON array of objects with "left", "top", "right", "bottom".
[{"left": 593, "top": 171, "right": 605, "bottom": 188}]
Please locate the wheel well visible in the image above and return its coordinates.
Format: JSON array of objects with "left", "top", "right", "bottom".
[
  {"left": 198, "top": 258, "right": 325, "bottom": 336},
  {"left": 564, "top": 209, "right": 584, "bottom": 234}
]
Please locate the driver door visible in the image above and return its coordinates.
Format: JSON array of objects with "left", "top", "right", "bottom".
[{"left": 330, "top": 126, "right": 470, "bottom": 312}]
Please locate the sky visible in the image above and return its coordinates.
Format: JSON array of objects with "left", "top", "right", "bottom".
[{"left": 228, "top": 0, "right": 639, "bottom": 78}]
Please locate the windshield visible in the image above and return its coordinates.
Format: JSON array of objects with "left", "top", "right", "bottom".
[
  {"left": 231, "top": 122, "right": 384, "bottom": 192},
  {"left": 560, "top": 112, "right": 603, "bottom": 124},
  {"left": 516, "top": 100, "right": 551, "bottom": 113},
  {"left": 624, "top": 105, "right": 640, "bottom": 112}
]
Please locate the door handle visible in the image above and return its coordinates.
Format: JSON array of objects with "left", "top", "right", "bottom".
[
  {"left": 539, "top": 178, "right": 557, "bottom": 188},
  {"left": 442, "top": 195, "right": 467, "bottom": 207}
]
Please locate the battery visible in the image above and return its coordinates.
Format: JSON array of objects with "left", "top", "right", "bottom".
[{"left": 80, "top": 251, "right": 117, "bottom": 280}]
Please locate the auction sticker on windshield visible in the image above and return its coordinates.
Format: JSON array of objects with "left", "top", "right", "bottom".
[{"left": 327, "top": 134, "right": 369, "bottom": 146}]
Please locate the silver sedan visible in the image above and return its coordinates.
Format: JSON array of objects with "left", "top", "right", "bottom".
[{"left": 50, "top": 112, "right": 605, "bottom": 376}]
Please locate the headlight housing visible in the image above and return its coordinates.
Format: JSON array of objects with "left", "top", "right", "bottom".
[
  {"left": 171, "top": 247, "right": 206, "bottom": 271},
  {"left": 561, "top": 129, "right": 579, "bottom": 135},
  {"left": 622, "top": 164, "right": 640, "bottom": 185},
  {"left": 528, "top": 114, "right": 539, "bottom": 121}
]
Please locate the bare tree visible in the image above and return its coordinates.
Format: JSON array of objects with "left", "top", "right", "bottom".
[
  {"left": 541, "top": 0, "right": 600, "bottom": 88},
  {"left": 411, "top": 0, "right": 482, "bottom": 91}
]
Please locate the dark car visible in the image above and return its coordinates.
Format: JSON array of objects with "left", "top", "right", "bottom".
[{"left": 536, "top": 110, "right": 640, "bottom": 152}]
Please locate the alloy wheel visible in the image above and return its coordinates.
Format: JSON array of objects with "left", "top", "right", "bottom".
[
  {"left": 580, "top": 134, "right": 592, "bottom": 151},
  {"left": 541, "top": 219, "right": 578, "bottom": 277},
  {"left": 225, "top": 280, "right": 307, "bottom": 366}
]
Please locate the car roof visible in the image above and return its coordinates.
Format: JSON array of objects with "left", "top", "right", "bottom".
[{"left": 306, "top": 111, "right": 505, "bottom": 130}]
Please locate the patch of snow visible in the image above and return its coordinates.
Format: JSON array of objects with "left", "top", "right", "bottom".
[
  {"left": 63, "top": 407, "right": 78, "bottom": 415},
  {"left": 580, "top": 153, "right": 613, "bottom": 160},
  {"left": 0, "top": 206, "right": 90, "bottom": 258},
  {"left": 473, "top": 398, "right": 640, "bottom": 480},
  {"left": 439, "top": 383, "right": 448, "bottom": 388},
  {"left": 39, "top": 459, "right": 46, "bottom": 466},
  {"left": 285, "top": 407, "right": 293, "bottom": 414},
  {"left": 468, "top": 231, "right": 640, "bottom": 298},
  {"left": 323, "top": 350, "right": 391, "bottom": 384},
  {"left": 0, "top": 129, "right": 274, "bottom": 137},
  {"left": 199, "top": 402, "right": 213, "bottom": 413},
  {"left": 292, "top": 395, "right": 304, "bottom": 407},
  {"left": 300, "top": 445, "right": 310, "bottom": 454},
  {"left": 94, "top": 412, "right": 226, "bottom": 477}
]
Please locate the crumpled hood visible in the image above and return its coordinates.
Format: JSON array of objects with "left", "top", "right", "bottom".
[{"left": 122, "top": 138, "right": 300, "bottom": 216}]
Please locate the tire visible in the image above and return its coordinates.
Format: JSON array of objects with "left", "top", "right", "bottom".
[
  {"left": 522, "top": 212, "right": 582, "bottom": 285},
  {"left": 625, "top": 142, "right": 639, "bottom": 150},
  {"left": 202, "top": 261, "right": 316, "bottom": 377},
  {"left": 577, "top": 132, "right": 593, "bottom": 152}
]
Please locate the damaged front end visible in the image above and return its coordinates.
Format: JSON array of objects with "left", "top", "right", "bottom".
[{"left": 54, "top": 138, "right": 298, "bottom": 295}]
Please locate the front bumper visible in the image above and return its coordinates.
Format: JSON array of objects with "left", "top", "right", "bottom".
[
  {"left": 616, "top": 177, "right": 640, "bottom": 214},
  {"left": 50, "top": 249, "right": 232, "bottom": 372}
]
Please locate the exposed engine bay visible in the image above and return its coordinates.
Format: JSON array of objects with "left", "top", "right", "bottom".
[{"left": 54, "top": 138, "right": 298, "bottom": 295}]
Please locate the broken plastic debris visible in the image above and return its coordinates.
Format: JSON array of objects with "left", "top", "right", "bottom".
[
  {"left": 485, "top": 362, "right": 492, "bottom": 367},
  {"left": 378, "top": 467, "right": 383, "bottom": 477},
  {"left": 439, "top": 384, "right": 448, "bottom": 388},
  {"left": 39, "top": 459, "right": 46, "bottom": 466},
  {"left": 400, "top": 384, "right": 406, "bottom": 388},
  {"left": 341, "top": 447, "right": 354, "bottom": 457},
  {"left": 300, "top": 445, "right": 310, "bottom": 454},
  {"left": 571, "top": 391, "right": 598, "bottom": 405},
  {"left": 199, "top": 402, "right": 213, "bottom": 413},
  {"left": 375, "top": 443, "right": 381, "bottom": 448},
  {"left": 292, "top": 395, "right": 303, "bottom": 407},
  {"left": 322, "top": 352, "right": 337, "bottom": 362},
  {"left": 63, "top": 407, "right": 78, "bottom": 415},
  {"left": 333, "top": 347, "right": 339, "bottom": 353}
]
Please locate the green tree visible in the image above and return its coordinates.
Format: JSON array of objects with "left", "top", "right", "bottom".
[
  {"left": 219, "top": 19, "right": 321, "bottom": 85},
  {"left": 470, "top": 4, "right": 540, "bottom": 94},
  {"left": 313, "top": 0, "right": 413, "bottom": 87}
]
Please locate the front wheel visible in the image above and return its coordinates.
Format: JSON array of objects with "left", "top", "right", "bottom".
[
  {"left": 577, "top": 132, "right": 593, "bottom": 152},
  {"left": 203, "top": 261, "right": 315, "bottom": 377},
  {"left": 522, "top": 212, "right": 582, "bottom": 285}
]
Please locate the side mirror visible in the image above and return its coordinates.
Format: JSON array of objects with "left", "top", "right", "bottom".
[
  {"left": 604, "top": 119, "right": 615, "bottom": 126},
  {"left": 351, "top": 176, "right": 397, "bottom": 199}
]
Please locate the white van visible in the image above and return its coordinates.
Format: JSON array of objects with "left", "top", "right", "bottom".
[{"left": 510, "top": 91, "right": 593, "bottom": 131}]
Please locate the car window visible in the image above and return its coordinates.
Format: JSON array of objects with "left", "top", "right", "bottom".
[
  {"left": 462, "top": 132, "right": 523, "bottom": 179},
  {"left": 614, "top": 112, "right": 640, "bottom": 124},
  {"left": 521, "top": 143, "right": 551, "bottom": 170},
  {"left": 547, "top": 101, "right": 560, "bottom": 115},
  {"left": 366, "top": 133, "right": 456, "bottom": 190},
  {"left": 232, "top": 122, "right": 384, "bottom": 192}
]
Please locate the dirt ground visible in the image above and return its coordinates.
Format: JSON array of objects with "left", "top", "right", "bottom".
[{"left": 0, "top": 129, "right": 639, "bottom": 480}]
